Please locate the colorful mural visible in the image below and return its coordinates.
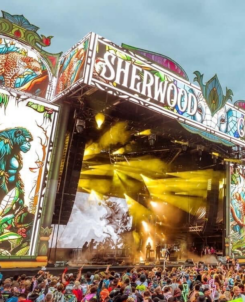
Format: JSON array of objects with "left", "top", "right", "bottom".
[
  {"left": 0, "top": 11, "right": 61, "bottom": 77},
  {"left": 89, "top": 38, "right": 245, "bottom": 147},
  {"left": 0, "top": 37, "right": 50, "bottom": 98},
  {"left": 230, "top": 165, "right": 245, "bottom": 256},
  {"left": 56, "top": 39, "right": 89, "bottom": 95},
  {"left": 0, "top": 88, "right": 58, "bottom": 256}
]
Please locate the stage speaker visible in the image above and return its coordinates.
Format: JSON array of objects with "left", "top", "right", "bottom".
[
  {"left": 52, "top": 116, "right": 86, "bottom": 225},
  {"left": 202, "top": 179, "right": 219, "bottom": 234}
]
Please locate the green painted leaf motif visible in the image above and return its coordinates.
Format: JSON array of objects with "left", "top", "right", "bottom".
[
  {"left": 0, "top": 93, "right": 9, "bottom": 110},
  {"left": 117, "top": 51, "right": 131, "bottom": 61},
  {"left": 15, "top": 246, "right": 29, "bottom": 256},
  {"left": 0, "top": 232, "right": 21, "bottom": 242},
  {"left": 27, "top": 102, "right": 45, "bottom": 113},
  {"left": 151, "top": 71, "right": 165, "bottom": 82},
  {"left": 0, "top": 214, "right": 14, "bottom": 226},
  {"left": 10, "top": 237, "right": 22, "bottom": 250},
  {"left": 84, "top": 40, "right": 89, "bottom": 51},
  {"left": 44, "top": 112, "right": 52, "bottom": 121}
]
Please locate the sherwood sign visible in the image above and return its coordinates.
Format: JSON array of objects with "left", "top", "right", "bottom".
[
  {"left": 100, "top": 52, "right": 198, "bottom": 116},
  {"left": 63, "top": 33, "right": 245, "bottom": 147}
]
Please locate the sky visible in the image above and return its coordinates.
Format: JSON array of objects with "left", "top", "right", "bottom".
[{"left": 2, "top": 0, "right": 245, "bottom": 101}]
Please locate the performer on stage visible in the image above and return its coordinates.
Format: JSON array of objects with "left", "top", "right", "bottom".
[
  {"left": 156, "top": 243, "right": 161, "bottom": 261},
  {"left": 146, "top": 242, "right": 151, "bottom": 260},
  {"left": 165, "top": 246, "right": 170, "bottom": 260}
]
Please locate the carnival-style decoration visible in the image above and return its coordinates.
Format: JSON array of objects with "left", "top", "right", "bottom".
[
  {"left": 193, "top": 71, "right": 233, "bottom": 116},
  {"left": 0, "top": 11, "right": 61, "bottom": 76},
  {"left": 0, "top": 38, "right": 50, "bottom": 98},
  {"left": 55, "top": 38, "right": 89, "bottom": 95},
  {"left": 0, "top": 88, "right": 58, "bottom": 256},
  {"left": 230, "top": 165, "right": 245, "bottom": 256}
]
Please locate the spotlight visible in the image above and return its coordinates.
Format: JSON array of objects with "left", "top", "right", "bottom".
[
  {"left": 142, "top": 221, "right": 149, "bottom": 232},
  {"left": 136, "top": 129, "right": 152, "bottom": 136},
  {"left": 148, "top": 134, "right": 156, "bottom": 146},
  {"left": 150, "top": 201, "right": 157, "bottom": 208},
  {"left": 95, "top": 113, "right": 105, "bottom": 129},
  {"left": 75, "top": 119, "right": 85, "bottom": 133},
  {"left": 139, "top": 256, "right": 145, "bottom": 264}
]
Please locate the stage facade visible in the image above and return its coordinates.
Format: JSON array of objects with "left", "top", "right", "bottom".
[{"left": 0, "top": 11, "right": 244, "bottom": 267}]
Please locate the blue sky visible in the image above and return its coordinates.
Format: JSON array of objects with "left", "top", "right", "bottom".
[{"left": 2, "top": 0, "right": 245, "bottom": 101}]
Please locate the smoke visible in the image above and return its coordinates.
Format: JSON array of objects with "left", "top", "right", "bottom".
[
  {"left": 84, "top": 121, "right": 131, "bottom": 160},
  {"left": 99, "top": 121, "right": 131, "bottom": 148}
]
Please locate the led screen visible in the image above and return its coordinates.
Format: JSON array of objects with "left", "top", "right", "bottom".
[
  {"left": 50, "top": 192, "right": 132, "bottom": 250},
  {"left": 0, "top": 88, "right": 58, "bottom": 256}
]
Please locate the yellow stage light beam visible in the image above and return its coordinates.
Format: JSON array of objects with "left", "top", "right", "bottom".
[
  {"left": 115, "top": 170, "right": 142, "bottom": 194},
  {"left": 95, "top": 113, "right": 105, "bottom": 129},
  {"left": 142, "top": 221, "right": 149, "bottom": 232},
  {"left": 133, "top": 231, "right": 140, "bottom": 246},
  {"left": 99, "top": 121, "right": 131, "bottom": 148},
  {"left": 211, "top": 152, "right": 220, "bottom": 157},
  {"left": 84, "top": 142, "right": 101, "bottom": 159},
  {"left": 124, "top": 194, "right": 151, "bottom": 223},
  {"left": 146, "top": 236, "right": 154, "bottom": 249},
  {"left": 78, "top": 178, "right": 111, "bottom": 195},
  {"left": 141, "top": 174, "right": 154, "bottom": 183},
  {"left": 113, "top": 147, "right": 125, "bottom": 155},
  {"left": 136, "top": 129, "right": 152, "bottom": 136},
  {"left": 224, "top": 158, "right": 243, "bottom": 164}
]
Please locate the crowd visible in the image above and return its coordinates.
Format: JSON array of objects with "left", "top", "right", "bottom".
[{"left": 0, "top": 262, "right": 244, "bottom": 302}]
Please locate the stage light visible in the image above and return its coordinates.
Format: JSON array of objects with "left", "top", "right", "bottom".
[
  {"left": 142, "top": 221, "right": 149, "bottom": 232},
  {"left": 197, "top": 145, "right": 204, "bottom": 156},
  {"left": 141, "top": 174, "right": 153, "bottom": 183},
  {"left": 182, "top": 145, "right": 188, "bottom": 151},
  {"left": 211, "top": 152, "right": 220, "bottom": 157},
  {"left": 150, "top": 201, "right": 158, "bottom": 208},
  {"left": 95, "top": 112, "right": 105, "bottom": 129},
  {"left": 136, "top": 129, "right": 152, "bottom": 136},
  {"left": 113, "top": 147, "right": 125, "bottom": 155},
  {"left": 146, "top": 236, "right": 153, "bottom": 248},
  {"left": 75, "top": 119, "right": 85, "bottom": 133},
  {"left": 172, "top": 140, "right": 189, "bottom": 146},
  {"left": 148, "top": 134, "right": 156, "bottom": 146}
]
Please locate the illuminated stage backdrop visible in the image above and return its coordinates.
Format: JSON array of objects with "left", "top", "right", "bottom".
[
  {"left": 0, "top": 88, "right": 58, "bottom": 256},
  {"left": 230, "top": 165, "right": 245, "bottom": 256}
]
